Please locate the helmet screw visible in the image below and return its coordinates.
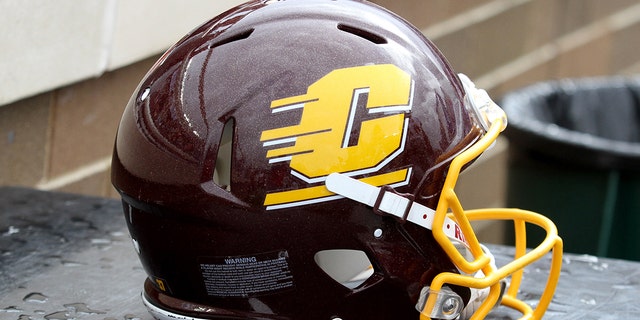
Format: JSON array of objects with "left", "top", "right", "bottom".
[{"left": 442, "top": 296, "right": 460, "bottom": 316}]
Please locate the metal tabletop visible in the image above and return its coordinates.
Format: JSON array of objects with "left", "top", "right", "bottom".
[{"left": 1, "top": 187, "right": 639, "bottom": 319}]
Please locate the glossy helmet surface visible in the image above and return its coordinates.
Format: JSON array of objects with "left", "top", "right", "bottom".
[{"left": 111, "top": 1, "right": 563, "bottom": 319}]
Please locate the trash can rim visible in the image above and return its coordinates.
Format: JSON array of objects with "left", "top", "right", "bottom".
[{"left": 501, "top": 76, "right": 640, "bottom": 169}]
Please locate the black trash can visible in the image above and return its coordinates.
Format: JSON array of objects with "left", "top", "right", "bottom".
[{"left": 501, "top": 76, "right": 640, "bottom": 261}]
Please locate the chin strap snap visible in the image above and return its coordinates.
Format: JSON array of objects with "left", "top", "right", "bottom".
[{"left": 414, "top": 243, "right": 507, "bottom": 320}]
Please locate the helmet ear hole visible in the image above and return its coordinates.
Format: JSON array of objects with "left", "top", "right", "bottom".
[
  {"left": 213, "top": 118, "right": 234, "bottom": 191},
  {"left": 314, "top": 249, "right": 374, "bottom": 289}
]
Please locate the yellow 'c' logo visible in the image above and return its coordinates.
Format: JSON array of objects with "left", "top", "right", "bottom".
[{"left": 260, "top": 64, "right": 414, "bottom": 209}]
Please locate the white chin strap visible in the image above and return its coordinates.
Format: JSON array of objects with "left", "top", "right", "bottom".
[{"left": 325, "top": 173, "right": 469, "bottom": 246}]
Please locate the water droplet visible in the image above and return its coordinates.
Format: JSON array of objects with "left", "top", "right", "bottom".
[
  {"left": 591, "top": 262, "right": 608, "bottom": 271},
  {"left": 0, "top": 306, "right": 23, "bottom": 313},
  {"left": 2, "top": 226, "right": 20, "bottom": 236},
  {"left": 64, "top": 200, "right": 76, "bottom": 206},
  {"left": 44, "top": 311, "right": 70, "bottom": 320},
  {"left": 63, "top": 303, "right": 106, "bottom": 315},
  {"left": 18, "top": 315, "right": 32, "bottom": 320},
  {"left": 91, "top": 238, "right": 111, "bottom": 245},
  {"left": 61, "top": 260, "right": 87, "bottom": 267},
  {"left": 612, "top": 284, "right": 634, "bottom": 290},
  {"left": 124, "top": 314, "right": 142, "bottom": 320},
  {"left": 110, "top": 231, "right": 125, "bottom": 237},
  {"left": 23, "top": 292, "right": 48, "bottom": 303},
  {"left": 580, "top": 298, "right": 596, "bottom": 305},
  {"left": 571, "top": 254, "right": 599, "bottom": 264},
  {"left": 91, "top": 238, "right": 112, "bottom": 249}
]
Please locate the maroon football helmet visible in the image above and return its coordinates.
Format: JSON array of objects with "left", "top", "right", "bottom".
[{"left": 112, "top": 1, "right": 562, "bottom": 319}]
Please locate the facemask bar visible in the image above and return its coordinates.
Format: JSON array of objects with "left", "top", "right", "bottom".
[{"left": 418, "top": 75, "right": 563, "bottom": 319}]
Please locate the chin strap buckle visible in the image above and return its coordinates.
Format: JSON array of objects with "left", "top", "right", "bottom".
[
  {"left": 416, "top": 286, "right": 464, "bottom": 320},
  {"left": 372, "top": 185, "right": 414, "bottom": 223}
]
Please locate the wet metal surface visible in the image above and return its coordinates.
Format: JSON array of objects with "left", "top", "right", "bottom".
[
  {"left": 1, "top": 187, "right": 639, "bottom": 319},
  {"left": 0, "top": 187, "right": 146, "bottom": 320}
]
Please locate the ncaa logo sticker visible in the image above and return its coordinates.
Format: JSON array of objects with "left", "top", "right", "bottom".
[{"left": 260, "top": 64, "right": 414, "bottom": 210}]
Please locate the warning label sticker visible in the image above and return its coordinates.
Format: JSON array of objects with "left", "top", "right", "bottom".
[{"left": 199, "top": 250, "right": 295, "bottom": 297}]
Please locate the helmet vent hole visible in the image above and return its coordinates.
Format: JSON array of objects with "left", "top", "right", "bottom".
[
  {"left": 213, "top": 118, "right": 234, "bottom": 191},
  {"left": 314, "top": 249, "right": 374, "bottom": 289},
  {"left": 209, "top": 28, "right": 254, "bottom": 49},
  {"left": 337, "top": 23, "right": 387, "bottom": 44}
]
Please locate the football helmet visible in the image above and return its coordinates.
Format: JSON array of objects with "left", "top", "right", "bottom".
[{"left": 111, "top": 0, "right": 563, "bottom": 319}]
